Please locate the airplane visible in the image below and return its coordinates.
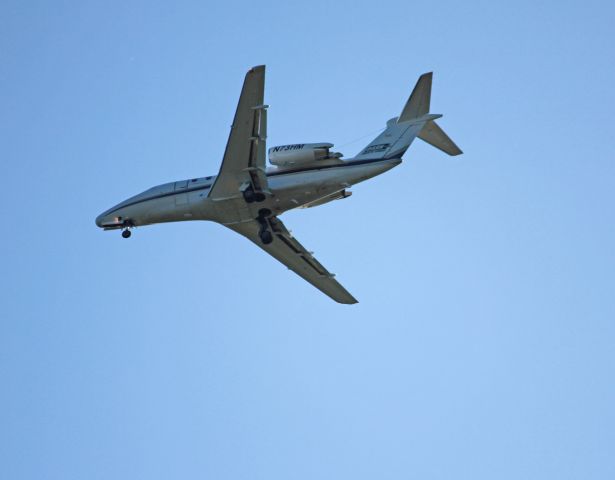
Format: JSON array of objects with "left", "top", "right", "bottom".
[{"left": 95, "top": 65, "right": 462, "bottom": 304}]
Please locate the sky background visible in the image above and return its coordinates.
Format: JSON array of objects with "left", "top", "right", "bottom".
[{"left": 1, "top": 1, "right": 614, "bottom": 478}]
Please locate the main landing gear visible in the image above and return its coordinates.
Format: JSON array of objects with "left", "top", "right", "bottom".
[
  {"left": 243, "top": 186, "right": 266, "bottom": 203},
  {"left": 259, "top": 229, "right": 273, "bottom": 244},
  {"left": 245, "top": 185, "right": 270, "bottom": 243},
  {"left": 257, "top": 208, "right": 273, "bottom": 245}
]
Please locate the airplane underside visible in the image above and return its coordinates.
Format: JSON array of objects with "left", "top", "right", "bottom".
[
  {"left": 212, "top": 157, "right": 402, "bottom": 225},
  {"left": 96, "top": 65, "right": 461, "bottom": 303},
  {"left": 103, "top": 157, "right": 402, "bottom": 233}
]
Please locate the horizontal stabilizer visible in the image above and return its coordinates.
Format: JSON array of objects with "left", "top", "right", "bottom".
[
  {"left": 399, "top": 72, "right": 432, "bottom": 122},
  {"left": 418, "top": 120, "right": 463, "bottom": 156}
]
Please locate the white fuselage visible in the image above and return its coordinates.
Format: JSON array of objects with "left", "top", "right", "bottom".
[{"left": 95, "top": 157, "right": 401, "bottom": 230}]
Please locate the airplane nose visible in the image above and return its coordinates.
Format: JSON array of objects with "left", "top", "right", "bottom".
[{"left": 95, "top": 214, "right": 105, "bottom": 228}]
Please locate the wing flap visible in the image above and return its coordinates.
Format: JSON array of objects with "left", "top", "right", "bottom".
[
  {"left": 209, "top": 66, "right": 268, "bottom": 199},
  {"left": 227, "top": 218, "right": 358, "bottom": 304}
]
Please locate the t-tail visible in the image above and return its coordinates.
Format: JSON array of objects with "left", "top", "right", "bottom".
[{"left": 353, "top": 72, "right": 462, "bottom": 161}]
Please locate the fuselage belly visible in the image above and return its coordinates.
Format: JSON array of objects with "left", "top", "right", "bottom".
[{"left": 96, "top": 158, "right": 401, "bottom": 229}]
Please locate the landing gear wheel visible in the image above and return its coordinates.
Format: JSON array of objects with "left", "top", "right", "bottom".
[
  {"left": 243, "top": 189, "right": 256, "bottom": 203},
  {"left": 243, "top": 187, "right": 266, "bottom": 204},
  {"left": 256, "top": 209, "right": 273, "bottom": 244},
  {"left": 258, "top": 208, "right": 272, "bottom": 218},
  {"left": 122, "top": 229, "right": 132, "bottom": 239},
  {"left": 259, "top": 229, "right": 273, "bottom": 244}
]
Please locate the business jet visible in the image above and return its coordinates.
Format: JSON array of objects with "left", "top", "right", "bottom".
[{"left": 96, "top": 66, "right": 461, "bottom": 304}]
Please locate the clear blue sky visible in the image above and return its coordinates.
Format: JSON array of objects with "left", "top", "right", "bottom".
[{"left": 1, "top": 1, "right": 614, "bottom": 478}]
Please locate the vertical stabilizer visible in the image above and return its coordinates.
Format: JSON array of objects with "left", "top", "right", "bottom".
[{"left": 399, "top": 72, "right": 432, "bottom": 122}]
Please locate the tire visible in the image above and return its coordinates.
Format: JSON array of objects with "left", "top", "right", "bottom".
[
  {"left": 243, "top": 189, "right": 255, "bottom": 203},
  {"left": 122, "top": 230, "right": 132, "bottom": 238},
  {"left": 259, "top": 230, "right": 273, "bottom": 244}
]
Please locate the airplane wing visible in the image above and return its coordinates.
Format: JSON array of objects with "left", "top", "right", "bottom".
[
  {"left": 226, "top": 217, "right": 358, "bottom": 304},
  {"left": 209, "top": 65, "right": 269, "bottom": 200}
]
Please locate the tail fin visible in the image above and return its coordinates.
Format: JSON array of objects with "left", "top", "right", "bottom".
[
  {"left": 353, "top": 72, "right": 462, "bottom": 160},
  {"left": 399, "top": 72, "right": 432, "bottom": 122}
]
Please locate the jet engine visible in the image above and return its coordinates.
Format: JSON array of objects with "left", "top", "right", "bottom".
[{"left": 269, "top": 143, "right": 342, "bottom": 167}]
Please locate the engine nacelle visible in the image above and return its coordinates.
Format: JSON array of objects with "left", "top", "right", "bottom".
[{"left": 269, "top": 143, "right": 342, "bottom": 167}]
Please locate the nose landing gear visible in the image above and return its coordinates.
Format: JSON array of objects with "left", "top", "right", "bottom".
[{"left": 118, "top": 219, "right": 134, "bottom": 238}]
